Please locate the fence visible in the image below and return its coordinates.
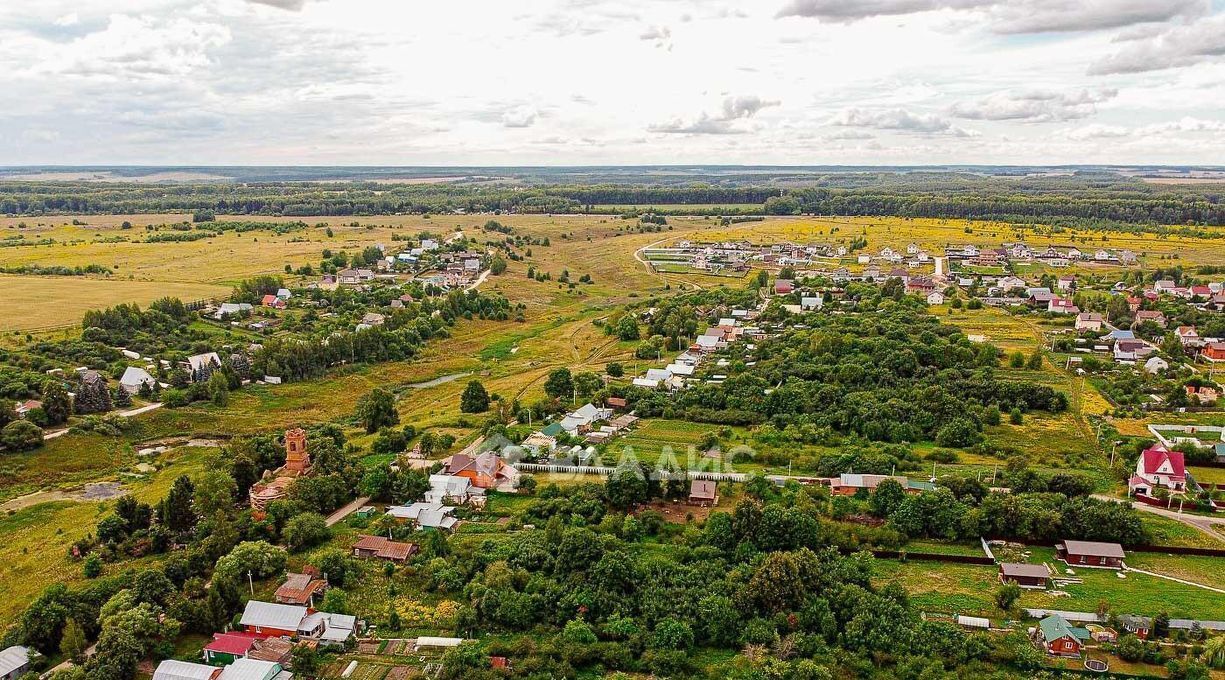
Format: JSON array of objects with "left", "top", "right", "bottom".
[{"left": 1128, "top": 544, "right": 1225, "bottom": 558}]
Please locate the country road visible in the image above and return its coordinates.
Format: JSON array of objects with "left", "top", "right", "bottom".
[
  {"left": 326, "top": 496, "right": 372, "bottom": 527},
  {"left": 1093, "top": 493, "right": 1225, "bottom": 542},
  {"left": 42, "top": 401, "right": 164, "bottom": 441}
]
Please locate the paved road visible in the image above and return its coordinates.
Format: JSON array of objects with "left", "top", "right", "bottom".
[
  {"left": 1093, "top": 493, "right": 1225, "bottom": 542},
  {"left": 326, "top": 496, "right": 372, "bottom": 527}
]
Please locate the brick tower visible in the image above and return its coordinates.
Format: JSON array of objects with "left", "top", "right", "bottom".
[{"left": 283, "top": 427, "right": 311, "bottom": 474}]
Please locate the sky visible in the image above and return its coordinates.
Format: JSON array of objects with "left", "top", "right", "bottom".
[{"left": 1, "top": 0, "right": 1224, "bottom": 166}]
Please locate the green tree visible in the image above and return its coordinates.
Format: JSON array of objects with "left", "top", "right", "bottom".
[
  {"left": 61, "top": 618, "right": 88, "bottom": 662},
  {"left": 615, "top": 315, "right": 640, "bottom": 341},
  {"left": 41, "top": 380, "right": 72, "bottom": 425},
  {"left": 161, "top": 475, "right": 197, "bottom": 534},
  {"left": 995, "top": 582, "right": 1021, "bottom": 612},
  {"left": 1027, "top": 351, "right": 1043, "bottom": 370},
  {"left": 606, "top": 362, "right": 624, "bottom": 377},
  {"left": 321, "top": 588, "right": 349, "bottom": 615},
  {"left": 459, "top": 380, "right": 490, "bottom": 413},
  {"left": 355, "top": 388, "right": 399, "bottom": 433},
  {"left": 282, "top": 513, "right": 331, "bottom": 552},
  {"left": 193, "top": 470, "right": 237, "bottom": 517},
  {"left": 207, "top": 371, "right": 229, "bottom": 406},
  {"left": 605, "top": 463, "right": 650, "bottom": 510},
  {"left": 870, "top": 478, "right": 906, "bottom": 518},
  {"left": 544, "top": 368, "right": 574, "bottom": 400}
]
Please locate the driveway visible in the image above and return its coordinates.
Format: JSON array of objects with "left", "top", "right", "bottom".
[{"left": 1092, "top": 493, "right": 1225, "bottom": 543}]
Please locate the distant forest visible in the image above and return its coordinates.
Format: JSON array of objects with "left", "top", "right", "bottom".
[{"left": 0, "top": 169, "right": 1220, "bottom": 226}]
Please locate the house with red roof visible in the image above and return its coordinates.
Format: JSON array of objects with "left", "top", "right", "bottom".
[
  {"left": 203, "top": 632, "right": 259, "bottom": 665},
  {"left": 1047, "top": 298, "right": 1079, "bottom": 314},
  {"left": 261, "top": 294, "right": 286, "bottom": 310},
  {"left": 1129, "top": 445, "right": 1186, "bottom": 495}
]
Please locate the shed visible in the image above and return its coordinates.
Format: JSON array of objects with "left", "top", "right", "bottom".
[
  {"left": 688, "top": 480, "right": 718, "bottom": 507},
  {"left": 999, "top": 563, "right": 1050, "bottom": 589}
]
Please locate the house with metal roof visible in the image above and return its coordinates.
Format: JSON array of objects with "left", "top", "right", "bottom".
[
  {"left": 240, "top": 601, "right": 310, "bottom": 638},
  {"left": 0, "top": 646, "right": 32, "bottom": 680}
]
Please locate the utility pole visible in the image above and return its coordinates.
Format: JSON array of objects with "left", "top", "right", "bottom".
[{"left": 247, "top": 570, "right": 254, "bottom": 596}]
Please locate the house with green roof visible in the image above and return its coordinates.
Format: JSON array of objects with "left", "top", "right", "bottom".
[{"left": 1036, "top": 614, "right": 1091, "bottom": 657}]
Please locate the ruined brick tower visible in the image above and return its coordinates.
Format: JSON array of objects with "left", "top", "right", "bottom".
[{"left": 283, "top": 427, "right": 311, "bottom": 474}]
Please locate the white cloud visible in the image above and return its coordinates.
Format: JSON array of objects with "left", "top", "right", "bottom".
[
  {"left": 829, "top": 107, "right": 975, "bottom": 136},
  {"left": 1089, "top": 15, "right": 1225, "bottom": 74},
  {"left": 650, "top": 95, "right": 779, "bottom": 134},
  {"left": 777, "top": 0, "right": 1209, "bottom": 33},
  {"left": 1064, "top": 123, "right": 1131, "bottom": 140},
  {"left": 501, "top": 105, "right": 539, "bottom": 129},
  {"left": 950, "top": 88, "right": 1116, "bottom": 122}
]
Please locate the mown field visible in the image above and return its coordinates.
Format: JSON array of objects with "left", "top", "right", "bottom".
[{"left": 875, "top": 545, "right": 1225, "bottom": 620}]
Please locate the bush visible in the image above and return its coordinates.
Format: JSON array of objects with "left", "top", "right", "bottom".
[{"left": 1, "top": 420, "right": 43, "bottom": 451}]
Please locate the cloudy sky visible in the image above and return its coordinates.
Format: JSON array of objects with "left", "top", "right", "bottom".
[{"left": 1, "top": 0, "right": 1224, "bottom": 166}]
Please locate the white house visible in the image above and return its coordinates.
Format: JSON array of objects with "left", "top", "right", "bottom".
[
  {"left": 926, "top": 291, "right": 945, "bottom": 305},
  {"left": 1143, "top": 357, "right": 1169, "bottom": 374},
  {"left": 427, "top": 474, "right": 479, "bottom": 504},
  {"left": 387, "top": 503, "right": 458, "bottom": 531},
  {"left": 0, "top": 647, "right": 31, "bottom": 680},
  {"left": 1129, "top": 445, "right": 1186, "bottom": 495},
  {"left": 1074, "top": 313, "right": 1104, "bottom": 332},
  {"left": 214, "top": 303, "right": 252, "bottom": 319},
  {"left": 801, "top": 296, "right": 822, "bottom": 310},
  {"left": 119, "top": 366, "right": 157, "bottom": 395}
]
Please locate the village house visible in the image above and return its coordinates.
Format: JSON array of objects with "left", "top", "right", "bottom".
[
  {"left": 998, "top": 563, "right": 1050, "bottom": 589},
  {"left": 214, "top": 302, "right": 252, "bottom": 320},
  {"left": 1203, "top": 342, "right": 1225, "bottom": 362},
  {"left": 240, "top": 600, "right": 320, "bottom": 638},
  {"left": 1074, "top": 313, "right": 1104, "bottom": 333},
  {"left": 1187, "top": 384, "right": 1219, "bottom": 404},
  {"left": 203, "top": 632, "right": 257, "bottom": 665},
  {"left": 1056, "top": 275, "right": 1075, "bottom": 291},
  {"left": 154, "top": 658, "right": 291, "bottom": 680},
  {"left": 386, "top": 502, "right": 460, "bottom": 531},
  {"left": 829, "top": 474, "right": 934, "bottom": 496},
  {"left": 1129, "top": 445, "right": 1186, "bottom": 495},
  {"left": 338, "top": 268, "right": 375, "bottom": 286},
  {"left": 427, "top": 474, "right": 485, "bottom": 506},
  {"left": 774, "top": 279, "right": 794, "bottom": 295},
  {"left": 520, "top": 431, "right": 557, "bottom": 453},
  {"left": 0, "top": 646, "right": 31, "bottom": 680},
  {"left": 925, "top": 291, "right": 945, "bottom": 305},
  {"left": 120, "top": 366, "right": 157, "bottom": 395},
  {"left": 1113, "top": 339, "right": 1155, "bottom": 362},
  {"left": 688, "top": 480, "right": 719, "bottom": 507},
  {"left": 261, "top": 294, "right": 286, "bottom": 310},
  {"left": 352, "top": 535, "right": 418, "bottom": 562},
  {"left": 1133, "top": 310, "right": 1166, "bottom": 328},
  {"left": 1176, "top": 326, "right": 1201, "bottom": 347},
  {"left": 1047, "top": 297, "right": 1079, "bottom": 314},
  {"left": 1055, "top": 540, "right": 1126, "bottom": 569},
  {"left": 442, "top": 451, "right": 519, "bottom": 491},
  {"left": 560, "top": 403, "right": 613, "bottom": 434},
  {"left": 274, "top": 571, "right": 327, "bottom": 606},
  {"left": 1035, "top": 614, "right": 1090, "bottom": 657},
  {"left": 1143, "top": 356, "right": 1169, "bottom": 374}
]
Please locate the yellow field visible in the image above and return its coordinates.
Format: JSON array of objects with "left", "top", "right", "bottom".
[{"left": 0, "top": 275, "right": 228, "bottom": 331}]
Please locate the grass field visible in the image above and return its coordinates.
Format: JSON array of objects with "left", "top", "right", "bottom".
[
  {"left": 0, "top": 445, "right": 215, "bottom": 626},
  {"left": 875, "top": 545, "right": 1225, "bottom": 620},
  {"left": 0, "top": 274, "right": 228, "bottom": 331}
]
